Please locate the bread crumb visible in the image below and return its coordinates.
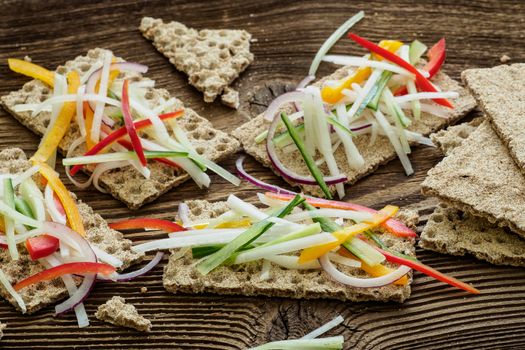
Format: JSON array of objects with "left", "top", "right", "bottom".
[
  {"left": 140, "top": 287, "right": 148, "bottom": 294},
  {"left": 0, "top": 322, "right": 5, "bottom": 340},
  {"left": 220, "top": 87, "right": 240, "bottom": 109},
  {"left": 23, "top": 56, "right": 31, "bottom": 62},
  {"left": 95, "top": 296, "right": 152, "bottom": 332},
  {"left": 500, "top": 54, "right": 511, "bottom": 63}
]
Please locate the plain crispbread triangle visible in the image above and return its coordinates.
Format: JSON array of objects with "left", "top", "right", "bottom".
[
  {"left": 422, "top": 121, "right": 525, "bottom": 239},
  {"left": 140, "top": 17, "right": 254, "bottom": 104},
  {"left": 462, "top": 64, "right": 525, "bottom": 174},
  {"left": 0, "top": 148, "right": 144, "bottom": 313},
  {"left": 95, "top": 296, "right": 152, "bottom": 332},
  {"left": 0, "top": 48, "right": 240, "bottom": 209},
  {"left": 232, "top": 66, "right": 476, "bottom": 197},
  {"left": 163, "top": 199, "right": 419, "bottom": 303},
  {"left": 421, "top": 117, "right": 525, "bottom": 266}
]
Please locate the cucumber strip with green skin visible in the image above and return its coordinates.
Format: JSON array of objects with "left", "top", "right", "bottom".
[
  {"left": 107, "top": 89, "right": 120, "bottom": 101},
  {"left": 197, "top": 194, "right": 305, "bottom": 275},
  {"left": 303, "top": 202, "right": 384, "bottom": 266},
  {"left": 3, "top": 178, "right": 19, "bottom": 260},
  {"left": 281, "top": 112, "right": 333, "bottom": 199},
  {"left": 382, "top": 88, "right": 411, "bottom": 128},
  {"left": 409, "top": 40, "right": 427, "bottom": 65},
  {"left": 327, "top": 116, "right": 356, "bottom": 137},
  {"left": 272, "top": 123, "right": 306, "bottom": 149},
  {"left": 14, "top": 197, "right": 35, "bottom": 221},
  {"left": 368, "top": 71, "right": 394, "bottom": 111},
  {"left": 192, "top": 244, "right": 256, "bottom": 259}
]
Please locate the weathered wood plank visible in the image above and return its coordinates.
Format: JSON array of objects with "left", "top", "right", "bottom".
[{"left": 0, "top": 0, "right": 524, "bottom": 348}]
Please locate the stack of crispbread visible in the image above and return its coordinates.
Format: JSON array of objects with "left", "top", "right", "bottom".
[{"left": 420, "top": 64, "right": 525, "bottom": 267}]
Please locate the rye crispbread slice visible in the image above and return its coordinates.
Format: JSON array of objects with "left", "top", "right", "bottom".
[
  {"left": 420, "top": 203, "right": 525, "bottom": 267},
  {"left": 0, "top": 48, "right": 241, "bottom": 209},
  {"left": 163, "top": 200, "right": 418, "bottom": 303},
  {"left": 0, "top": 148, "right": 144, "bottom": 314},
  {"left": 462, "top": 64, "right": 525, "bottom": 174},
  {"left": 140, "top": 17, "right": 254, "bottom": 104},
  {"left": 422, "top": 121, "right": 525, "bottom": 239},
  {"left": 95, "top": 296, "right": 152, "bottom": 332},
  {"left": 422, "top": 118, "right": 525, "bottom": 266},
  {"left": 232, "top": 67, "right": 476, "bottom": 197}
]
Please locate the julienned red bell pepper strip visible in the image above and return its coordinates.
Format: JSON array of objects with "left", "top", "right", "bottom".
[
  {"left": 264, "top": 192, "right": 417, "bottom": 238},
  {"left": 14, "top": 262, "right": 116, "bottom": 291},
  {"left": 394, "top": 38, "right": 447, "bottom": 96},
  {"left": 109, "top": 218, "right": 185, "bottom": 233},
  {"left": 348, "top": 33, "right": 453, "bottom": 108},
  {"left": 121, "top": 80, "right": 147, "bottom": 167},
  {"left": 25, "top": 235, "right": 60, "bottom": 260},
  {"left": 375, "top": 246, "right": 480, "bottom": 294},
  {"left": 69, "top": 110, "right": 184, "bottom": 176}
]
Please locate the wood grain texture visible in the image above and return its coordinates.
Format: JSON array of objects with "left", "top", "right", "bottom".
[{"left": 0, "top": 0, "right": 525, "bottom": 348}]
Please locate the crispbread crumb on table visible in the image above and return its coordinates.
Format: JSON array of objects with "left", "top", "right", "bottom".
[
  {"left": 140, "top": 17, "right": 254, "bottom": 103},
  {"left": 95, "top": 296, "right": 152, "bottom": 332},
  {"left": 0, "top": 321, "right": 5, "bottom": 340},
  {"left": 140, "top": 287, "right": 148, "bottom": 294},
  {"left": 220, "top": 86, "right": 240, "bottom": 109}
]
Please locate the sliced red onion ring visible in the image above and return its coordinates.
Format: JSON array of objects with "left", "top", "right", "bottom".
[
  {"left": 236, "top": 156, "right": 296, "bottom": 195},
  {"left": 296, "top": 75, "right": 316, "bottom": 90},
  {"left": 319, "top": 253, "right": 411, "bottom": 288},
  {"left": 98, "top": 251, "right": 163, "bottom": 282},
  {"left": 85, "top": 62, "right": 148, "bottom": 112},
  {"left": 266, "top": 112, "right": 347, "bottom": 185},
  {"left": 263, "top": 91, "right": 308, "bottom": 122},
  {"left": 350, "top": 123, "right": 372, "bottom": 132}
]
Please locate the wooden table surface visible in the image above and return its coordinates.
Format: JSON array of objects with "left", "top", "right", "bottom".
[{"left": 1, "top": 0, "right": 525, "bottom": 348}]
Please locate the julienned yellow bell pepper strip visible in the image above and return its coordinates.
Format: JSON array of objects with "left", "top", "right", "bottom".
[
  {"left": 216, "top": 218, "right": 252, "bottom": 229},
  {"left": 320, "top": 40, "right": 404, "bottom": 104},
  {"left": 83, "top": 102, "right": 96, "bottom": 151},
  {"left": 338, "top": 247, "right": 408, "bottom": 286},
  {"left": 34, "top": 161, "right": 86, "bottom": 237},
  {"left": 31, "top": 70, "right": 80, "bottom": 163},
  {"left": 7, "top": 59, "right": 55, "bottom": 87},
  {"left": 298, "top": 205, "right": 399, "bottom": 263}
]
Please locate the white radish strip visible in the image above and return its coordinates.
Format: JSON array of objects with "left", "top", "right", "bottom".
[
  {"left": 394, "top": 91, "right": 459, "bottom": 104},
  {"left": 31, "top": 93, "right": 122, "bottom": 118},
  {"left": 327, "top": 252, "right": 361, "bottom": 268},
  {"left": 42, "top": 255, "right": 89, "bottom": 328},
  {"left": 42, "top": 73, "right": 67, "bottom": 143},
  {"left": 346, "top": 70, "right": 382, "bottom": 124},
  {"left": 80, "top": 62, "right": 103, "bottom": 84},
  {"left": 265, "top": 255, "right": 320, "bottom": 270},
  {"left": 153, "top": 97, "right": 177, "bottom": 114},
  {"left": 227, "top": 194, "right": 292, "bottom": 226},
  {"left": 0, "top": 201, "right": 41, "bottom": 227},
  {"left": 3, "top": 198, "right": 18, "bottom": 260},
  {"left": 168, "top": 228, "right": 245, "bottom": 239},
  {"left": 109, "top": 142, "right": 151, "bottom": 180},
  {"left": 285, "top": 208, "right": 373, "bottom": 223},
  {"left": 397, "top": 101, "right": 450, "bottom": 119},
  {"left": 309, "top": 11, "right": 364, "bottom": 76},
  {"left": 12, "top": 103, "right": 50, "bottom": 113},
  {"left": 92, "top": 246, "right": 123, "bottom": 268},
  {"left": 45, "top": 185, "right": 67, "bottom": 225},
  {"left": 92, "top": 161, "right": 131, "bottom": 193},
  {"left": 234, "top": 233, "right": 337, "bottom": 264},
  {"left": 302, "top": 315, "right": 345, "bottom": 339},
  {"left": 132, "top": 231, "right": 243, "bottom": 253},
  {"left": 260, "top": 260, "right": 272, "bottom": 281},
  {"left": 75, "top": 85, "right": 86, "bottom": 136},
  {"left": 177, "top": 202, "right": 191, "bottom": 228},
  {"left": 65, "top": 136, "right": 93, "bottom": 189},
  {"left": 319, "top": 253, "right": 411, "bottom": 288},
  {"left": 373, "top": 110, "right": 413, "bottom": 176},
  {"left": 248, "top": 336, "right": 344, "bottom": 350},
  {"left": 60, "top": 240, "right": 70, "bottom": 258},
  {"left": 404, "top": 130, "right": 435, "bottom": 147},
  {"left": 12, "top": 165, "right": 40, "bottom": 187},
  {"left": 302, "top": 92, "right": 317, "bottom": 156},
  {"left": 19, "top": 178, "right": 45, "bottom": 221},
  {"left": 335, "top": 104, "right": 364, "bottom": 169},
  {"left": 257, "top": 193, "right": 290, "bottom": 208},
  {"left": 91, "top": 51, "right": 113, "bottom": 143},
  {"left": 0, "top": 269, "right": 26, "bottom": 313},
  {"left": 323, "top": 56, "right": 414, "bottom": 77}
]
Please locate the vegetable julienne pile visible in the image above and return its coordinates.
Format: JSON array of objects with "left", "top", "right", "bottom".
[
  {"left": 112, "top": 192, "right": 478, "bottom": 297},
  {"left": 8, "top": 51, "right": 240, "bottom": 194},
  {"left": 0, "top": 162, "right": 161, "bottom": 328},
  {"left": 251, "top": 11, "right": 457, "bottom": 199}
]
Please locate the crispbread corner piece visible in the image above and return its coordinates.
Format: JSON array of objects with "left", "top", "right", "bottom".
[
  {"left": 462, "top": 64, "right": 525, "bottom": 174},
  {"left": 95, "top": 296, "right": 152, "bottom": 332},
  {"left": 163, "top": 200, "right": 418, "bottom": 303},
  {"left": 140, "top": 16, "right": 254, "bottom": 102},
  {"left": 0, "top": 48, "right": 241, "bottom": 209},
  {"left": 430, "top": 117, "right": 484, "bottom": 156},
  {"left": 0, "top": 147, "right": 143, "bottom": 313}
]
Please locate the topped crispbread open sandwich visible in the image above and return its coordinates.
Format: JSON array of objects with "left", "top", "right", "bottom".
[
  {"left": 0, "top": 147, "right": 147, "bottom": 327},
  {"left": 1, "top": 48, "right": 241, "bottom": 209},
  {"left": 233, "top": 12, "right": 476, "bottom": 199}
]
